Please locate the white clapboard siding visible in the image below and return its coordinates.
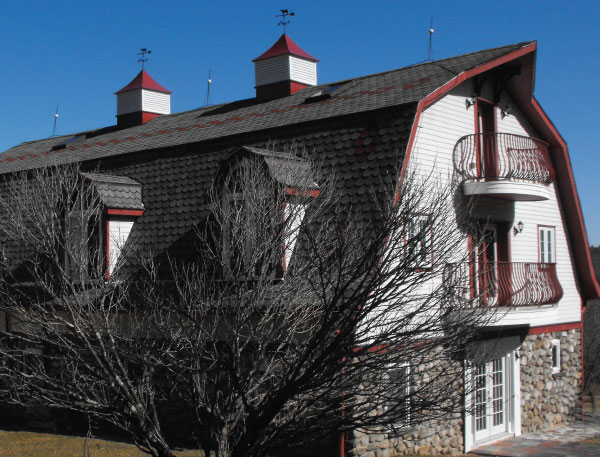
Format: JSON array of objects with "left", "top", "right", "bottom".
[
  {"left": 141, "top": 89, "right": 171, "bottom": 114},
  {"left": 407, "top": 80, "right": 582, "bottom": 328},
  {"left": 108, "top": 219, "right": 135, "bottom": 275},
  {"left": 255, "top": 55, "right": 291, "bottom": 86},
  {"left": 289, "top": 56, "right": 317, "bottom": 86}
]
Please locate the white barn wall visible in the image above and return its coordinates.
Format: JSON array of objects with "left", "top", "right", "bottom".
[{"left": 406, "top": 80, "right": 582, "bottom": 328}]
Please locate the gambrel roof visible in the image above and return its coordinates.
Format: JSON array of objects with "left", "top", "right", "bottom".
[
  {"left": 1, "top": 40, "right": 598, "bottom": 298},
  {"left": 0, "top": 42, "right": 530, "bottom": 174}
]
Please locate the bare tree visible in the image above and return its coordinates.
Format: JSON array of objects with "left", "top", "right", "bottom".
[{"left": 0, "top": 155, "right": 490, "bottom": 457}]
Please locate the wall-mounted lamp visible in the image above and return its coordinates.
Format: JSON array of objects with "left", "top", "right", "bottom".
[
  {"left": 513, "top": 220, "right": 524, "bottom": 235},
  {"left": 501, "top": 104, "right": 512, "bottom": 119},
  {"left": 515, "top": 348, "right": 523, "bottom": 360},
  {"left": 465, "top": 94, "right": 477, "bottom": 109}
]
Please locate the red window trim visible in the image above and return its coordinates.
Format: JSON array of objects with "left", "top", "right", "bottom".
[
  {"left": 107, "top": 208, "right": 145, "bottom": 217},
  {"left": 285, "top": 187, "right": 320, "bottom": 198}
]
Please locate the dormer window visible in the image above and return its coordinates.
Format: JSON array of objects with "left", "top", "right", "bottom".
[
  {"left": 65, "top": 173, "right": 144, "bottom": 282},
  {"left": 218, "top": 147, "right": 318, "bottom": 280}
]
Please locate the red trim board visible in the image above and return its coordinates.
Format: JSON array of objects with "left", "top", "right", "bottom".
[
  {"left": 107, "top": 208, "right": 144, "bottom": 217},
  {"left": 528, "top": 322, "right": 582, "bottom": 335}
]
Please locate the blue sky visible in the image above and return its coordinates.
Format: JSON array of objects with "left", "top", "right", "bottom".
[{"left": 1, "top": 1, "right": 599, "bottom": 244}]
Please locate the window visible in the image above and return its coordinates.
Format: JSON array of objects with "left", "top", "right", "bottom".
[
  {"left": 65, "top": 188, "right": 104, "bottom": 281},
  {"left": 387, "top": 363, "right": 411, "bottom": 428},
  {"left": 223, "top": 191, "right": 255, "bottom": 278},
  {"left": 551, "top": 339, "right": 561, "bottom": 374},
  {"left": 221, "top": 161, "right": 280, "bottom": 279},
  {"left": 539, "top": 226, "right": 555, "bottom": 263},
  {"left": 407, "top": 214, "right": 432, "bottom": 268}
]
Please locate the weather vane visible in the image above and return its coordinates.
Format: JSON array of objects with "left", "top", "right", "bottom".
[
  {"left": 277, "top": 9, "right": 295, "bottom": 34},
  {"left": 138, "top": 48, "right": 151, "bottom": 70}
]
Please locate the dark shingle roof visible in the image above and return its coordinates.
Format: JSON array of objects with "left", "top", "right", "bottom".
[
  {"left": 0, "top": 41, "right": 533, "bottom": 174},
  {"left": 0, "top": 41, "right": 534, "bottom": 265},
  {"left": 81, "top": 172, "right": 144, "bottom": 210},
  {"left": 242, "top": 147, "right": 318, "bottom": 189}
]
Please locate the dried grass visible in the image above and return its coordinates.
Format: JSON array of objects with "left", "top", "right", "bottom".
[{"left": 0, "top": 430, "right": 203, "bottom": 457}]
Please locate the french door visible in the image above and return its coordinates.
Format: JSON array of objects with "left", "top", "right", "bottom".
[{"left": 473, "top": 357, "right": 508, "bottom": 442}]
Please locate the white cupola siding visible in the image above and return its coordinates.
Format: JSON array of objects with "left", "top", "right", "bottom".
[
  {"left": 115, "top": 70, "right": 171, "bottom": 127},
  {"left": 253, "top": 34, "right": 318, "bottom": 99},
  {"left": 117, "top": 88, "right": 171, "bottom": 116},
  {"left": 255, "top": 54, "right": 317, "bottom": 87}
]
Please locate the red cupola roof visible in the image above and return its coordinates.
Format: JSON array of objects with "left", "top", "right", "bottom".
[
  {"left": 253, "top": 34, "right": 319, "bottom": 62},
  {"left": 115, "top": 70, "right": 171, "bottom": 94}
]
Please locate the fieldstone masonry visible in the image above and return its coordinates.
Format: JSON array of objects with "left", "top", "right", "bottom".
[
  {"left": 350, "top": 330, "right": 583, "bottom": 456},
  {"left": 520, "top": 329, "right": 582, "bottom": 432},
  {"left": 350, "top": 416, "right": 464, "bottom": 457}
]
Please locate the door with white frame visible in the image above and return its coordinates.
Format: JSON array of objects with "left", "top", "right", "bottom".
[
  {"left": 473, "top": 356, "right": 509, "bottom": 442},
  {"left": 466, "top": 336, "right": 521, "bottom": 450}
]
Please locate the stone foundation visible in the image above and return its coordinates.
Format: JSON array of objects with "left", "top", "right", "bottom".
[
  {"left": 350, "top": 417, "right": 464, "bottom": 457},
  {"left": 349, "top": 349, "right": 465, "bottom": 456},
  {"left": 520, "top": 329, "right": 582, "bottom": 432},
  {"left": 349, "top": 329, "right": 583, "bottom": 456}
]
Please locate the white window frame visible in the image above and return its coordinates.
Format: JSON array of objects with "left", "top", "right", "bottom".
[
  {"left": 386, "top": 362, "right": 411, "bottom": 428},
  {"left": 551, "top": 339, "right": 561, "bottom": 374},
  {"left": 539, "top": 226, "right": 555, "bottom": 263},
  {"left": 407, "top": 214, "right": 433, "bottom": 269}
]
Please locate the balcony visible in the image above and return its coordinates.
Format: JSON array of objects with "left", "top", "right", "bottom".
[
  {"left": 444, "top": 262, "right": 563, "bottom": 307},
  {"left": 453, "top": 133, "right": 555, "bottom": 201}
]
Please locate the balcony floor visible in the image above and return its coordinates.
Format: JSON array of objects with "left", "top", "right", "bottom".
[{"left": 463, "top": 180, "right": 552, "bottom": 201}]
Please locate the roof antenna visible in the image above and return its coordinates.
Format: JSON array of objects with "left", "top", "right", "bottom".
[
  {"left": 51, "top": 105, "right": 59, "bottom": 137},
  {"left": 426, "top": 16, "right": 434, "bottom": 61},
  {"left": 204, "top": 68, "right": 212, "bottom": 106},
  {"left": 277, "top": 9, "right": 294, "bottom": 34},
  {"left": 137, "top": 48, "right": 151, "bottom": 70}
]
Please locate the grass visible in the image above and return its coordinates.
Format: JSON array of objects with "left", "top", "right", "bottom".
[
  {"left": 0, "top": 430, "right": 487, "bottom": 457},
  {"left": 0, "top": 430, "right": 204, "bottom": 457}
]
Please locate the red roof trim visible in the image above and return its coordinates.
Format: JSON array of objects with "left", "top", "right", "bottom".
[
  {"left": 530, "top": 97, "right": 600, "bottom": 299},
  {"left": 115, "top": 70, "right": 171, "bottom": 94},
  {"left": 400, "top": 41, "right": 600, "bottom": 300},
  {"left": 253, "top": 34, "right": 319, "bottom": 62}
]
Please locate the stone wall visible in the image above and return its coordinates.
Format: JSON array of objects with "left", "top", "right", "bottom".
[
  {"left": 348, "top": 349, "right": 465, "bottom": 456},
  {"left": 349, "top": 330, "right": 583, "bottom": 457},
  {"left": 520, "top": 329, "right": 582, "bottom": 432},
  {"left": 350, "top": 416, "right": 464, "bottom": 457}
]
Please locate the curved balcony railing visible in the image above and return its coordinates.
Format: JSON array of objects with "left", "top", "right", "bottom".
[
  {"left": 444, "top": 261, "right": 563, "bottom": 307},
  {"left": 453, "top": 133, "right": 554, "bottom": 183}
]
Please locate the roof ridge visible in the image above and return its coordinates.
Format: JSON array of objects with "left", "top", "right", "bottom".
[{"left": 322, "top": 40, "right": 535, "bottom": 88}]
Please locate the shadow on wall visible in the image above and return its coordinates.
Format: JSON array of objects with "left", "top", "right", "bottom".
[{"left": 584, "top": 246, "right": 600, "bottom": 406}]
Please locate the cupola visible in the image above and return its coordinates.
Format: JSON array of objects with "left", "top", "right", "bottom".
[
  {"left": 253, "top": 34, "right": 318, "bottom": 101},
  {"left": 115, "top": 70, "right": 171, "bottom": 128}
]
